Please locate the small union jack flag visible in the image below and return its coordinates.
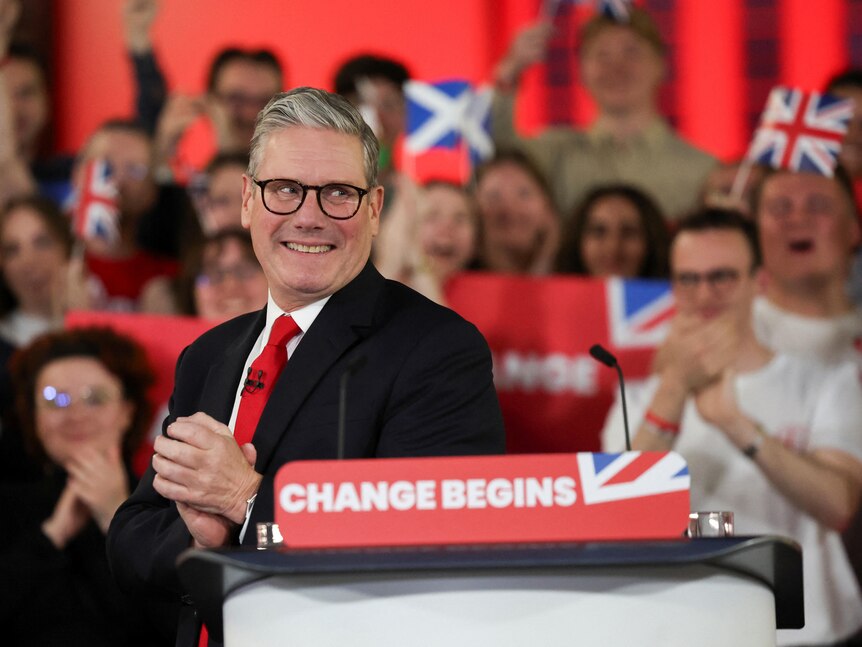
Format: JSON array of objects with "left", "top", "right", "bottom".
[
  {"left": 72, "top": 158, "right": 120, "bottom": 244},
  {"left": 577, "top": 451, "right": 689, "bottom": 505},
  {"left": 745, "top": 87, "right": 854, "bottom": 177},
  {"left": 607, "top": 278, "right": 675, "bottom": 349}
]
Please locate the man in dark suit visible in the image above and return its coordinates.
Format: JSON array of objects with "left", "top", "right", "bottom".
[{"left": 107, "top": 87, "right": 505, "bottom": 646}]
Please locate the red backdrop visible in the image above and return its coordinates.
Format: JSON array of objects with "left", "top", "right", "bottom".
[{"left": 52, "top": 0, "right": 855, "bottom": 162}]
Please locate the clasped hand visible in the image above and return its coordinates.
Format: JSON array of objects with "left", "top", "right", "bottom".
[
  {"left": 153, "top": 412, "right": 261, "bottom": 547},
  {"left": 658, "top": 312, "right": 740, "bottom": 392},
  {"left": 657, "top": 312, "right": 749, "bottom": 435}
]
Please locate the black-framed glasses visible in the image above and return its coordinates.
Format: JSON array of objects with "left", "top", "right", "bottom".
[
  {"left": 672, "top": 268, "right": 742, "bottom": 294},
  {"left": 253, "top": 178, "right": 369, "bottom": 220}
]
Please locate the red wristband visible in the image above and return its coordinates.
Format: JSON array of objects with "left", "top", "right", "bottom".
[{"left": 644, "top": 409, "right": 681, "bottom": 436}]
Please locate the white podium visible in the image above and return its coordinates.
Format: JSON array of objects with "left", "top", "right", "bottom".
[{"left": 177, "top": 536, "right": 803, "bottom": 647}]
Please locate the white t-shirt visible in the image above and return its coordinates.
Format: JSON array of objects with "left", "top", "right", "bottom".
[
  {"left": 753, "top": 296, "right": 862, "bottom": 369},
  {"left": 601, "top": 354, "right": 862, "bottom": 645}
]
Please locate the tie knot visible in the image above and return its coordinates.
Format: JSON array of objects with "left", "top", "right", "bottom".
[{"left": 268, "top": 315, "right": 301, "bottom": 348}]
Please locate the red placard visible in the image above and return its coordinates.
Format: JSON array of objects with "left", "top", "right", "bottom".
[
  {"left": 274, "top": 452, "right": 690, "bottom": 548},
  {"left": 445, "top": 275, "right": 673, "bottom": 453}
]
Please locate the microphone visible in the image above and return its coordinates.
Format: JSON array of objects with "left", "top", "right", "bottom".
[
  {"left": 337, "top": 354, "right": 367, "bottom": 460},
  {"left": 243, "top": 367, "right": 265, "bottom": 394},
  {"left": 588, "top": 344, "right": 632, "bottom": 452}
]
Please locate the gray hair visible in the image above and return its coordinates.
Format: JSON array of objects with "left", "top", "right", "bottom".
[{"left": 247, "top": 87, "right": 380, "bottom": 187}]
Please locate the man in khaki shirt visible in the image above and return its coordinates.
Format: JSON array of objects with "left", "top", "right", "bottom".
[{"left": 492, "top": 8, "right": 716, "bottom": 222}]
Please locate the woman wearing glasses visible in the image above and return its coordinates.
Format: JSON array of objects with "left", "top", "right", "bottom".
[{"left": 0, "top": 327, "right": 173, "bottom": 646}]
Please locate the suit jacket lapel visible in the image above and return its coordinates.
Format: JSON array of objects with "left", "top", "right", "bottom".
[
  {"left": 253, "top": 262, "right": 383, "bottom": 472},
  {"left": 198, "top": 310, "right": 266, "bottom": 424}
]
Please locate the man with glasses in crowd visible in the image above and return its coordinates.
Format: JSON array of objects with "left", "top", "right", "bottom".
[
  {"left": 601, "top": 208, "right": 862, "bottom": 645},
  {"left": 107, "top": 87, "right": 505, "bottom": 647}
]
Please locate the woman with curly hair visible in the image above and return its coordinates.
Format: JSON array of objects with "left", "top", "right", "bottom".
[{"left": 0, "top": 327, "right": 174, "bottom": 646}]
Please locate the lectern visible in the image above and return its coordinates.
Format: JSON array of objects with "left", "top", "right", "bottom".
[{"left": 177, "top": 536, "right": 803, "bottom": 647}]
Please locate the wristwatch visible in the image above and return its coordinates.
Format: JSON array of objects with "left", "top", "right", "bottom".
[{"left": 743, "top": 424, "right": 766, "bottom": 459}]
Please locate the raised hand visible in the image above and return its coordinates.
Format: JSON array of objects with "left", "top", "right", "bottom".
[
  {"left": 122, "top": 0, "right": 159, "bottom": 55},
  {"left": 204, "top": 93, "right": 245, "bottom": 153},
  {"left": 494, "top": 21, "right": 554, "bottom": 91},
  {"left": 65, "top": 444, "right": 130, "bottom": 534},
  {"left": 153, "top": 93, "right": 205, "bottom": 167}
]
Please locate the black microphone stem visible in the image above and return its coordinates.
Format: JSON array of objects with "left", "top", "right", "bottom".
[
  {"left": 589, "top": 344, "right": 632, "bottom": 453},
  {"left": 616, "top": 362, "right": 632, "bottom": 452}
]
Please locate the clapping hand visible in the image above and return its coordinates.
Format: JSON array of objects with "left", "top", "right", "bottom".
[{"left": 153, "top": 412, "right": 261, "bottom": 547}]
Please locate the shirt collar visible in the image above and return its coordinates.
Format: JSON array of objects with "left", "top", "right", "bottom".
[{"left": 264, "top": 292, "right": 331, "bottom": 337}]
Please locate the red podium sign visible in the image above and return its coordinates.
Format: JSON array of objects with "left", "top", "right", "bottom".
[{"left": 274, "top": 452, "right": 690, "bottom": 548}]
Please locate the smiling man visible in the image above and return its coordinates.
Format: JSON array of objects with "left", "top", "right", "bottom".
[
  {"left": 601, "top": 208, "right": 862, "bottom": 645},
  {"left": 107, "top": 87, "right": 505, "bottom": 647}
]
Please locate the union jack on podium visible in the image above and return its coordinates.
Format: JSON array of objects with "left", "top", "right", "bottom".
[
  {"left": 745, "top": 87, "right": 854, "bottom": 177},
  {"left": 72, "top": 158, "right": 120, "bottom": 245}
]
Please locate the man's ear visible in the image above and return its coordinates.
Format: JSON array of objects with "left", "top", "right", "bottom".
[
  {"left": 241, "top": 175, "right": 254, "bottom": 229},
  {"left": 368, "top": 185, "right": 384, "bottom": 237}
]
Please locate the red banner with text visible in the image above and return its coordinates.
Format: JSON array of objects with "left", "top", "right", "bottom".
[
  {"left": 446, "top": 274, "right": 673, "bottom": 453},
  {"left": 275, "top": 452, "right": 690, "bottom": 548}
]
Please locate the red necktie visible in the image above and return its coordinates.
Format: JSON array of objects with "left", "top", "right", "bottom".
[
  {"left": 233, "top": 315, "right": 302, "bottom": 446},
  {"left": 199, "top": 315, "right": 301, "bottom": 646}
]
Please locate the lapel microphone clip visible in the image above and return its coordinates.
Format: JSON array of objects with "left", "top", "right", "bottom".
[{"left": 243, "top": 367, "right": 265, "bottom": 394}]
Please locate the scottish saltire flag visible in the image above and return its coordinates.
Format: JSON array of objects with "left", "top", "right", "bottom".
[
  {"left": 463, "top": 85, "right": 494, "bottom": 164},
  {"left": 607, "top": 278, "right": 674, "bottom": 349},
  {"left": 72, "top": 158, "right": 120, "bottom": 244},
  {"left": 404, "top": 80, "right": 494, "bottom": 164},
  {"left": 577, "top": 452, "right": 689, "bottom": 504},
  {"left": 745, "top": 87, "right": 853, "bottom": 177}
]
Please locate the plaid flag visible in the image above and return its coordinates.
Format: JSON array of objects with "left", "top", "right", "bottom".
[
  {"left": 404, "top": 80, "right": 494, "bottom": 165},
  {"left": 745, "top": 87, "right": 854, "bottom": 177},
  {"left": 72, "top": 158, "right": 120, "bottom": 244}
]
